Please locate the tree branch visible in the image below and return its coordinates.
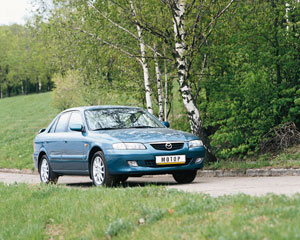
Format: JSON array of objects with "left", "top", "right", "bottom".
[{"left": 74, "top": 27, "right": 142, "bottom": 63}]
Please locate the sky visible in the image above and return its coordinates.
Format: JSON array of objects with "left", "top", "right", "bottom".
[{"left": 0, "top": 0, "right": 33, "bottom": 25}]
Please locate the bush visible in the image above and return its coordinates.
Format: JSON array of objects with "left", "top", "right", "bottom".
[{"left": 52, "top": 70, "right": 85, "bottom": 110}]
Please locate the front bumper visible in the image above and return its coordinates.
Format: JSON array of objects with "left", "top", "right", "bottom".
[{"left": 104, "top": 144, "right": 205, "bottom": 175}]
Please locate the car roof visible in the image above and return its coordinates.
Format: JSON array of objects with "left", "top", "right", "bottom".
[{"left": 62, "top": 105, "right": 144, "bottom": 113}]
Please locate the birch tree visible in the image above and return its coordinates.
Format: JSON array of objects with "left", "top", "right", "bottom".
[
  {"left": 122, "top": 0, "right": 234, "bottom": 160},
  {"left": 153, "top": 43, "right": 164, "bottom": 120}
]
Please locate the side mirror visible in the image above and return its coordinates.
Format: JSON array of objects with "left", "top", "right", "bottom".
[
  {"left": 38, "top": 128, "right": 46, "bottom": 134},
  {"left": 70, "top": 124, "right": 84, "bottom": 132},
  {"left": 162, "top": 121, "right": 170, "bottom": 128}
]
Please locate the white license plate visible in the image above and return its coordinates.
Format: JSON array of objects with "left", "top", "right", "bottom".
[{"left": 155, "top": 155, "right": 186, "bottom": 165}]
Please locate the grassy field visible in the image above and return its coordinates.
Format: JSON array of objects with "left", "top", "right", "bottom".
[
  {"left": 0, "top": 93, "right": 59, "bottom": 169},
  {"left": 0, "top": 183, "right": 300, "bottom": 239}
]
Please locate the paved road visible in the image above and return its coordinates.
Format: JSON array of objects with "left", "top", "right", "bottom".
[{"left": 1, "top": 172, "right": 300, "bottom": 197}]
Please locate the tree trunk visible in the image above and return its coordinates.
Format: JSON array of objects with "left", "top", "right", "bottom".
[
  {"left": 173, "top": 0, "right": 216, "bottom": 161},
  {"left": 0, "top": 85, "right": 2, "bottom": 99},
  {"left": 164, "top": 47, "right": 168, "bottom": 121},
  {"left": 26, "top": 78, "right": 29, "bottom": 94},
  {"left": 21, "top": 81, "right": 24, "bottom": 95},
  {"left": 130, "top": 0, "right": 153, "bottom": 114},
  {"left": 7, "top": 86, "right": 11, "bottom": 97},
  {"left": 154, "top": 44, "right": 164, "bottom": 121}
]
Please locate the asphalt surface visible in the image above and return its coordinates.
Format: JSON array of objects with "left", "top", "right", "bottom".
[{"left": 1, "top": 172, "right": 300, "bottom": 197}]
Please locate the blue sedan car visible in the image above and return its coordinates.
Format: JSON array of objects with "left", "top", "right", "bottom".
[{"left": 33, "top": 106, "right": 205, "bottom": 186}]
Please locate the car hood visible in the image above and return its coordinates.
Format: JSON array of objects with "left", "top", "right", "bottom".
[{"left": 91, "top": 128, "right": 197, "bottom": 143}]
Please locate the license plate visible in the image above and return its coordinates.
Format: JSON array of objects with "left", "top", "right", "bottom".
[{"left": 155, "top": 155, "right": 186, "bottom": 165}]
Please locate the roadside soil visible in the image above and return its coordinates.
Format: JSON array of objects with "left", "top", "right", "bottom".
[{"left": 1, "top": 171, "right": 300, "bottom": 197}]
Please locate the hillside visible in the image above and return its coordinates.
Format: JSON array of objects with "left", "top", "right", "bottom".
[{"left": 0, "top": 93, "right": 59, "bottom": 169}]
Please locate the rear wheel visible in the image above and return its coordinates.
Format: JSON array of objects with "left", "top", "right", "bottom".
[
  {"left": 91, "top": 151, "right": 117, "bottom": 187},
  {"left": 39, "top": 155, "right": 58, "bottom": 184},
  {"left": 172, "top": 170, "right": 197, "bottom": 184}
]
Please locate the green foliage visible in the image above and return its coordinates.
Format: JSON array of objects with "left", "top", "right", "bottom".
[
  {"left": 200, "top": 0, "right": 300, "bottom": 159},
  {"left": 52, "top": 70, "right": 85, "bottom": 110},
  {"left": 2, "top": 183, "right": 300, "bottom": 239},
  {"left": 0, "top": 24, "right": 54, "bottom": 97}
]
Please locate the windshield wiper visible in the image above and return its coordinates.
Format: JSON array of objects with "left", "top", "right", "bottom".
[
  {"left": 129, "top": 126, "right": 155, "bottom": 128},
  {"left": 92, "top": 127, "right": 122, "bottom": 131}
]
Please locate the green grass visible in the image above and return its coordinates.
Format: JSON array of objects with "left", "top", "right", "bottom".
[
  {"left": 205, "top": 145, "right": 300, "bottom": 170},
  {"left": 1, "top": 183, "right": 300, "bottom": 239},
  {"left": 0, "top": 93, "right": 59, "bottom": 169}
]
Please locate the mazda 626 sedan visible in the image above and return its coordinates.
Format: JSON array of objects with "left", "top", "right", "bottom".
[{"left": 33, "top": 106, "right": 205, "bottom": 186}]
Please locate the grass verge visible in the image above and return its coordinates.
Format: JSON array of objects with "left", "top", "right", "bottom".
[{"left": 1, "top": 183, "right": 300, "bottom": 239}]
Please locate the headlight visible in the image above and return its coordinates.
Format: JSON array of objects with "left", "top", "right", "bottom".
[
  {"left": 189, "top": 140, "right": 203, "bottom": 148},
  {"left": 112, "top": 142, "right": 146, "bottom": 150}
]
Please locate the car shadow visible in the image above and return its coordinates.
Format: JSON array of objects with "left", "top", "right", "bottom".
[{"left": 64, "top": 178, "right": 178, "bottom": 188}]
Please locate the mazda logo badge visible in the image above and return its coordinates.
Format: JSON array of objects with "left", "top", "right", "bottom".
[{"left": 165, "top": 142, "right": 172, "bottom": 150}]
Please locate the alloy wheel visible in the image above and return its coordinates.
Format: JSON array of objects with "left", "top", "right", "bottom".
[
  {"left": 40, "top": 158, "right": 49, "bottom": 183},
  {"left": 93, "top": 156, "right": 105, "bottom": 185}
]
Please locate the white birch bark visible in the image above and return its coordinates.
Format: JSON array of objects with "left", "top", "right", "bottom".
[
  {"left": 154, "top": 43, "right": 164, "bottom": 121},
  {"left": 0, "top": 85, "right": 2, "bottom": 99},
  {"left": 39, "top": 81, "right": 42, "bottom": 92},
  {"left": 173, "top": 0, "right": 203, "bottom": 135},
  {"left": 21, "top": 81, "right": 24, "bottom": 95},
  {"left": 130, "top": 1, "right": 153, "bottom": 114},
  {"left": 173, "top": 0, "right": 217, "bottom": 161},
  {"left": 286, "top": 2, "right": 290, "bottom": 31},
  {"left": 164, "top": 48, "right": 168, "bottom": 121}
]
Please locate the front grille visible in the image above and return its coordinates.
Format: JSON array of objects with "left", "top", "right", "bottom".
[
  {"left": 144, "top": 158, "right": 192, "bottom": 167},
  {"left": 150, "top": 142, "right": 184, "bottom": 151}
]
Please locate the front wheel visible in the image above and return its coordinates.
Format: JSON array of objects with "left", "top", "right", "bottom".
[
  {"left": 91, "top": 151, "right": 117, "bottom": 187},
  {"left": 39, "top": 155, "right": 58, "bottom": 184},
  {"left": 172, "top": 170, "right": 197, "bottom": 184}
]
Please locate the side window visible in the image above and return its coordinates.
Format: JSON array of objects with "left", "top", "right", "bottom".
[
  {"left": 68, "top": 112, "right": 83, "bottom": 131},
  {"left": 55, "top": 112, "right": 71, "bottom": 133}
]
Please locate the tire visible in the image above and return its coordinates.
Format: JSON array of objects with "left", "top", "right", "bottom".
[
  {"left": 91, "top": 151, "right": 117, "bottom": 187},
  {"left": 172, "top": 170, "right": 197, "bottom": 184},
  {"left": 39, "top": 155, "right": 58, "bottom": 184}
]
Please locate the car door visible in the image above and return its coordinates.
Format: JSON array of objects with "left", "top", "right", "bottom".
[
  {"left": 62, "top": 111, "right": 88, "bottom": 171},
  {"left": 44, "top": 117, "right": 61, "bottom": 167},
  {"left": 49, "top": 112, "right": 71, "bottom": 170}
]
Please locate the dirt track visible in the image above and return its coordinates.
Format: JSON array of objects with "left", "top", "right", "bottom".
[{"left": 1, "top": 172, "right": 300, "bottom": 197}]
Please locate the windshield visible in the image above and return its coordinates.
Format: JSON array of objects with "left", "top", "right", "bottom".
[{"left": 85, "top": 108, "right": 164, "bottom": 130}]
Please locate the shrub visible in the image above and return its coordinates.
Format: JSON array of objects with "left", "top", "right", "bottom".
[{"left": 52, "top": 70, "right": 85, "bottom": 110}]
